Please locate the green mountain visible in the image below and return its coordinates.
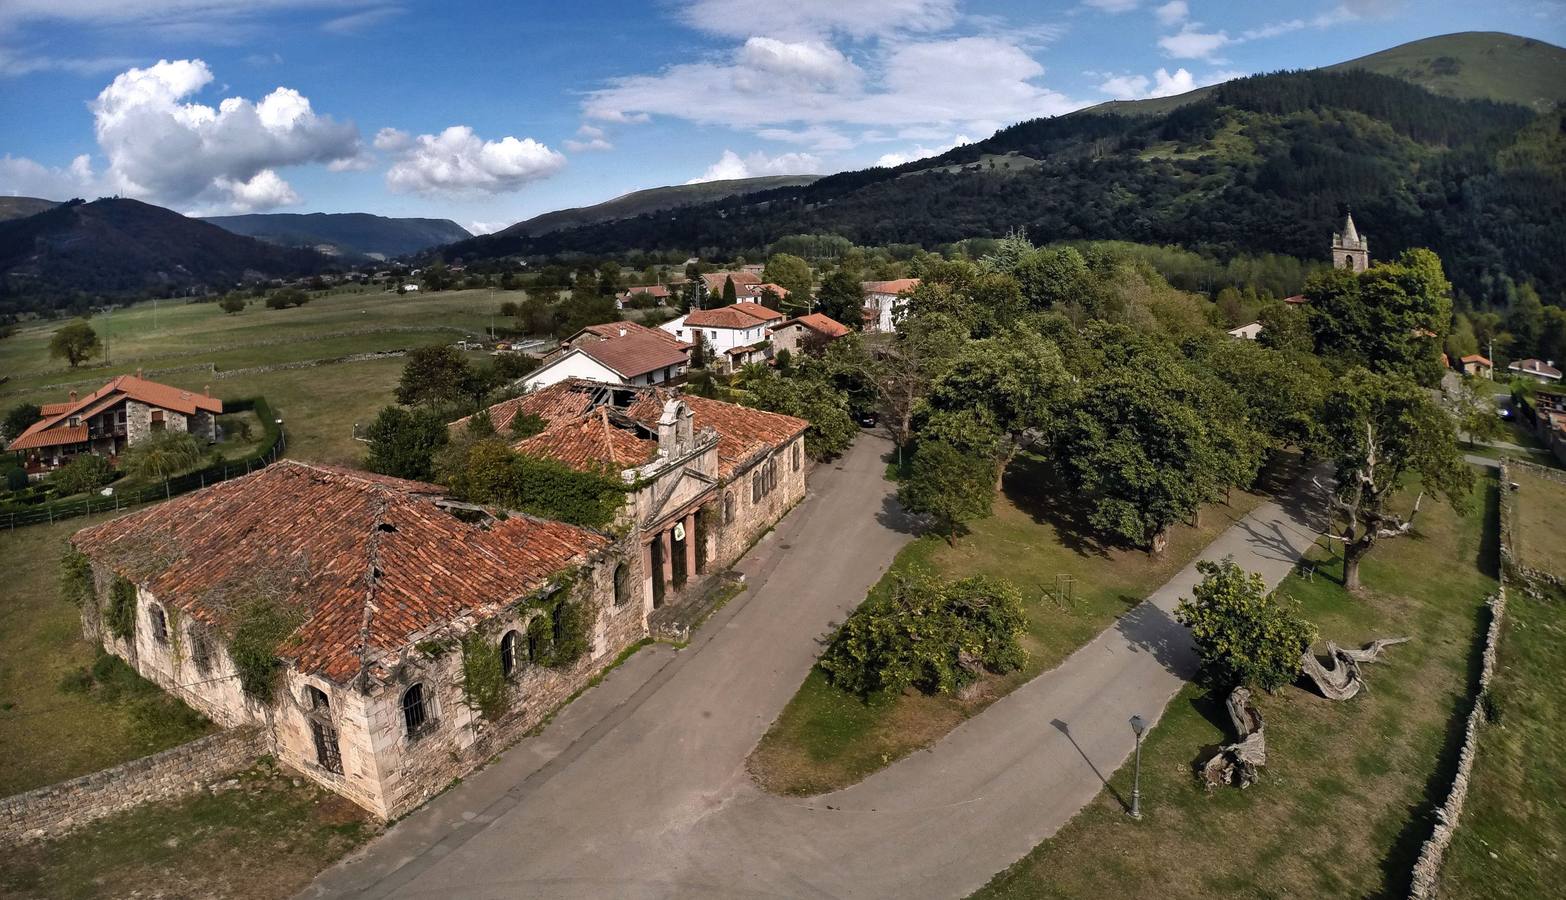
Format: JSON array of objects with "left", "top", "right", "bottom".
[
  {"left": 201, "top": 211, "right": 471, "bottom": 260},
  {"left": 0, "top": 196, "right": 60, "bottom": 222},
  {"left": 0, "top": 198, "right": 327, "bottom": 314},
  {"left": 1085, "top": 31, "right": 1566, "bottom": 118},
  {"left": 460, "top": 36, "right": 1565, "bottom": 306},
  {"left": 450, "top": 175, "right": 820, "bottom": 255}
]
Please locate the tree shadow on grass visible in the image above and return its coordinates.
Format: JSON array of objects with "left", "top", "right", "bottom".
[
  {"left": 1374, "top": 600, "right": 1490, "bottom": 898},
  {"left": 1000, "top": 454, "right": 1114, "bottom": 559}
]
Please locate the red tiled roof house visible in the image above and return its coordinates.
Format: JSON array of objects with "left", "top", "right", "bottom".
[
  {"left": 861, "top": 278, "right": 920, "bottom": 333},
  {"left": 7, "top": 374, "right": 222, "bottom": 473}
]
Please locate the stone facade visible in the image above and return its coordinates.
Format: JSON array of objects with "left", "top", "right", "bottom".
[
  {"left": 0, "top": 726, "right": 266, "bottom": 844},
  {"left": 712, "top": 436, "right": 808, "bottom": 568}
]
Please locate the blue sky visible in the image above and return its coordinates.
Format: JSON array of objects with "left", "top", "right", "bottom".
[{"left": 2, "top": 0, "right": 1562, "bottom": 234}]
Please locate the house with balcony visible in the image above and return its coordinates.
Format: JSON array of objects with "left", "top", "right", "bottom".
[{"left": 6, "top": 373, "right": 222, "bottom": 474}]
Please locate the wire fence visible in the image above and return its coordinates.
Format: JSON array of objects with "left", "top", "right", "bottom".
[{"left": 3, "top": 397, "right": 286, "bottom": 531}]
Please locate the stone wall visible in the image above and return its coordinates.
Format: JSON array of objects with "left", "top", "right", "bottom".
[
  {"left": 1407, "top": 459, "right": 1523, "bottom": 898},
  {"left": 0, "top": 726, "right": 267, "bottom": 844},
  {"left": 712, "top": 435, "right": 808, "bottom": 571}
]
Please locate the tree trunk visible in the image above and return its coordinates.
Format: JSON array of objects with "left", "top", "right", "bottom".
[
  {"left": 1343, "top": 538, "right": 1371, "bottom": 591},
  {"left": 1148, "top": 527, "right": 1169, "bottom": 558}
]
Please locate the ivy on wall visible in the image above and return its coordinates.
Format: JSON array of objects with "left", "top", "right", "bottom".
[
  {"left": 459, "top": 633, "right": 510, "bottom": 722},
  {"left": 106, "top": 575, "right": 137, "bottom": 640},
  {"left": 59, "top": 548, "right": 94, "bottom": 607},
  {"left": 228, "top": 595, "right": 307, "bottom": 701}
]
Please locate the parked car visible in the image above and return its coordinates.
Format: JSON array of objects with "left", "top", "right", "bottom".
[{"left": 857, "top": 411, "right": 879, "bottom": 428}]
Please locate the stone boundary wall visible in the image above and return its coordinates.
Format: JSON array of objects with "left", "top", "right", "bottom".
[
  {"left": 0, "top": 726, "right": 267, "bottom": 845},
  {"left": 1407, "top": 458, "right": 1526, "bottom": 897},
  {"left": 212, "top": 348, "right": 409, "bottom": 378},
  {"left": 1498, "top": 459, "right": 1566, "bottom": 592}
]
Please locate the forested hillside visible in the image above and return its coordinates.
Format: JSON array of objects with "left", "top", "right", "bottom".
[
  {"left": 462, "top": 69, "right": 1566, "bottom": 307},
  {"left": 201, "top": 212, "right": 470, "bottom": 259}
]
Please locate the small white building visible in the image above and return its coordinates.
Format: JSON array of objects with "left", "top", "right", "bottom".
[
  {"left": 860, "top": 279, "right": 919, "bottom": 333},
  {"left": 524, "top": 332, "right": 690, "bottom": 391},
  {"left": 1226, "top": 321, "right": 1264, "bottom": 341},
  {"left": 662, "top": 304, "right": 784, "bottom": 365}
]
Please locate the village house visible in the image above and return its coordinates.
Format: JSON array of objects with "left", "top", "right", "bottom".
[
  {"left": 860, "top": 278, "right": 920, "bottom": 333},
  {"left": 1226, "top": 321, "right": 1264, "bottom": 341},
  {"left": 698, "top": 271, "right": 763, "bottom": 304},
  {"left": 661, "top": 303, "right": 785, "bottom": 373},
  {"left": 1460, "top": 354, "right": 1493, "bottom": 379},
  {"left": 72, "top": 380, "right": 808, "bottom": 821},
  {"left": 768, "top": 312, "right": 851, "bottom": 358},
  {"left": 6, "top": 373, "right": 222, "bottom": 474},
  {"left": 524, "top": 323, "right": 691, "bottom": 390},
  {"left": 615, "top": 284, "right": 672, "bottom": 308},
  {"left": 1508, "top": 358, "right": 1562, "bottom": 384}
]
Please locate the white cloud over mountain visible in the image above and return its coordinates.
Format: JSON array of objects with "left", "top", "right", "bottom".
[
  {"left": 677, "top": 0, "right": 958, "bottom": 39},
  {"left": 383, "top": 126, "right": 566, "bottom": 197},
  {"left": 685, "top": 149, "right": 823, "bottom": 183}
]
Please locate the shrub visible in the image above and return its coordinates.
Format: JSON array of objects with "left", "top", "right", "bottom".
[
  {"left": 58, "top": 668, "right": 94, "bottom": 694},
  {"left": 51, "top": 453, "right": 115, "bottom": 496},
  {"left": 60, "top": 548, "right": 94, "bottom": 607},
  {"left": 4, "top": 466, "right": 27, "bottom": 491},
  {"left": 459, "top": 633, "right": 510, "bottom": 721},
  {"left": 1175, "top": 558, "right": 1316, "bottom": 694},
  {"left": 120, "top": 431, "right": 203, "bottom": 481},
  {"left": 818, "top": 573, "right": 1027, "bottom": 700}
]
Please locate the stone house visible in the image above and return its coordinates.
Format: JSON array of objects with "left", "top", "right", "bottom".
[
  {"left": 72, "top": 382, "right": 807, "bottom": 821},
  {"left": 7, "top": 373, "right": 222, "bottom": 474},
  {"left": 768, "top": 312, "right": 851, "bottom": 358}
]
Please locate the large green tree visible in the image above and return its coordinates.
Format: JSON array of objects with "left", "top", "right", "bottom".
[
  {"left": 3, "top": 402, "right": 41, "bottom": 441},
  {"left": 49, "top": 320, "right": 100, "bottom": 368},
  {"left": 920, "top": 326, "right": 1073, "bottom": 462},
  {"left": 1176, "top": 559, "right": 1316, "bottom": 694},
  {"left": 365, "top": 406, "right": 450, "bottom": 481},
  {"left": 1317, "top": 368, "right": 1471, "bottom": 590},
  {"left": 815, "top": 271, "right": 864, "bottom": 328},
  {"left": 1304, "top": 248, "right": 1452, "bottom": 385},
  {"left": 897, "top": 441, "right": 996, "bottom": 544},
  {"left": 745, "top": 365, "right": 857, "bottom": 459},
  {"left": 394, "top": 345, "right": 480, "bottom": 407},
  {"left": 763, "top": 253, "right": 813, "bottom": 308}
]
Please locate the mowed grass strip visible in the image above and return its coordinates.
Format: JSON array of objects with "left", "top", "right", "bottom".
[
  {"left": 746, "top": 451, "right": 1287, "bottom": 796},
  {"left": 0, "top": 761, "right": 374, "bottom": 900},
  {"left": 0, "top": 515, "right": 213, "bottom": 796},
  {"left": 971, "top": 470, "right": 1499, "bottom": 900},
  {"left": 1508, "top": 466, "right": 1566, "bottom": 577}
]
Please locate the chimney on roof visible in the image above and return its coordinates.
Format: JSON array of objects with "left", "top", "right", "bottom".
[
  {"left": 69, "top": 390, "right": 77, "bottom": 402},
  {"left": 658, "top": 398, "right": 694, "bottom": 457},
  {"left": 135, "top": 367, "right": 143, "bottom": 378},
  {"left": 618, "top": 326, "right": 627, "bottom": 337},
  {"left": 203, "top": 384, "right": 211, "bottom": 396}
]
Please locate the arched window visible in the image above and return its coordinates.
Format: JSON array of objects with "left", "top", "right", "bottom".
[
  {"left": 149, "top": 604, "right": 169, "bottom": 645},
  {"left": 752, "top": 471, "right": 761, "bottom": 503},
  {"left": 402, "top": 683, "right": 430, "bottom": 738},
  {"left": 500, "top": 630, "right": 520, "bottom": 678},
  {"left": 304, "top": 685, "right": 330, "bottom": 711},
  {"left": 304, "top": 685, "right": 342, "bottom": 774},
  {"left": 724, "top": 492, "right": 735, "bottom": 524},
  {"left": 613, "top": 562, "right": 632, "bottom": 607}
]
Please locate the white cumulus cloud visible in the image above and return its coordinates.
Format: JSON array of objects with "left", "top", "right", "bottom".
[
  {"left": 1158, "top": 24, "right": 1231, "bottom": 59},
  {"left": 1154, "top": 1, "right": 1188, "bottom": 26},
  {"left": 71, "top": 58, "right": 362, "bottom": 212},
  {"left": 685, "top": 149, "right": 822, "bottom": 184},
  {"left": 0, "top": 154, "right": 99, "bottom": 199},
  {"left": 1097, "top": 66, "right": 1244, "bottom": 101},
  {"left": 563, "top": 123, "right": 613, "bottom": 153},
  {"left": 385, "top": 125, "right": 566, "bottom": 197},
  {"left": 676, "top": 0, "right": 958, "bottom": 39},
  {"left": 874, "top": 134, "right": 970, "bottom": 168}
]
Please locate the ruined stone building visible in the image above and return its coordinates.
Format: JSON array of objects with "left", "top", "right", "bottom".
[{"left": 70, "top": 380, "right": 807, "bottom": 819}]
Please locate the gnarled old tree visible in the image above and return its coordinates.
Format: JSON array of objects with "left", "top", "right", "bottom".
[{"left": 1316, "top": 368, "right": 1470, "bottom": 590}]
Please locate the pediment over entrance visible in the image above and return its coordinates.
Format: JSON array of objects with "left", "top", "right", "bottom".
[{"left": 644, "top": 466, "right": 717, "bottom": 529}]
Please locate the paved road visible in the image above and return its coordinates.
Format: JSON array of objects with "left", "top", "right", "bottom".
[{"left": 305, "top": 437, "right": 1324, "bottom": 900}]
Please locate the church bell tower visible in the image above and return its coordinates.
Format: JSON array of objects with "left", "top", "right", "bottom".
[{"left": 1332, "top": 212, "right": 1370, "bottom": 273}]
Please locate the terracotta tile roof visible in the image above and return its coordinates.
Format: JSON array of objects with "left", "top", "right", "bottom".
[
  {"left": 781, "top": 312, "right": 850, "bottom": 338},
  {"left": 684, "top": 304, "right": 784, "bottom": 330},
  {"left": 625, "top": 392, "right": 806, "bottom": 480},
  {"left": 1509, "top": 358, "right": 1562, "bottom": 379},
  {"left": 744, "top": 283, "right": 791, "bottom": 298},
  {"left": 9, "top": 374, "right": 222, "bottom": 452},
  {"left": 619, "top": 284, "right": 671, "bottom": 298},
  {"left": 578, "top": 332, "right": 690, "bottom": 378},
  {"left": 40, "top": 402, "right": 73, "bottom": 415},
  {"left": 513, "top": 408, "right": 657, "bottom": 473},
  {"left": 1461, "top": 354, "right": 1492, "bottom": 366},
  {"left": 71, "top": 460, "right": 608, "bottom": 684},
  {"left": 701, "top": 271, "right": 763, "bottom": 294},
  {"left": 450, "top": 380, "right": 598, "bottom": 433},
  {"left": 575, "top": 320, "right": 686, "bottom": 348},
  {"left": 1282, "top": 294, "right": 1308, "bottom": 305},
  {"left": 861, "top": 278, "right": 920, "bottom": 295}
]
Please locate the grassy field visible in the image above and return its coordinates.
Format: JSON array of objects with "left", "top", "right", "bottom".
[
  {"left": 1508, "top": 466, "right": 1566, "bottom": 575},
  {"left": 1, "top": 289, "right": 518, "bottom": 468},
  {"left": 746, "top": 452, "right": 1288, "bottom": 796},
  {"left": 0, "top": 515, "right": 214, "bottom": 796},
  {"left": 973, "top": 470, "right": 1499, "bottom": 899},
  {"left": 0, "top": 760, "right": 374, "bottom": 900}
]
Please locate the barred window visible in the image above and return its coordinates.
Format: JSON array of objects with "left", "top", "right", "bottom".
[
  {"left": 402, "top": 683, "right": 431, "bottom": 738},
  {"left": 500, "top": 630, "right": 520, "bottom": 678},
  {"left": 724, "top": 492, "right": 735, "bottom": 524},
  {"left": 793, "top": 441, "right": 801, "bottom": 471},
  {"left": 149, "top": 604, "right": 168, "bottom": 645},
  {"left": 613, "top": 562, "right": 632, "bottom": 607},
  {"left": 752, "top": 471, "right": 761, "bottom": 503}
]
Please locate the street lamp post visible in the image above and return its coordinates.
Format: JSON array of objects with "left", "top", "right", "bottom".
[{"left": 1129, "top": 714, "right": 1146, "bottom": 820}]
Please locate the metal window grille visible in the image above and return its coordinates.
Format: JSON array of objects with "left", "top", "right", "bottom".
[
  {"left": 149, "top": 606, "right": 168, "bottom": 644},
  {"left": 310, "top": 718, "right": 343, "bottom": 775},
  {"left": 500, "top": 630, "right": 519, "bottom": 676},
  {"left": 402, "top": 684, "right": 431, "bottom": 738}
]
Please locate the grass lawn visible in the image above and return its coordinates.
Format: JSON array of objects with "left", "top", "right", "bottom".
[
  {"left": 0, "top": 515, "right": 213, "bottom": 796},
  {"left": 972, "top": 469, "right": 1499, "bottom": 899},
  {"left": 1508, "top": 466, "right": 1566, "bottom": 577},
  {"left": 747, "top": 451, "right": 1289, "bottom": 796},
  {"left": 0, "top": 759, "right": 375, "bottom": 900}
]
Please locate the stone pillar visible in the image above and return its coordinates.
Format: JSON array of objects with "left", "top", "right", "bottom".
[
  {"left": 659, "top": 529, "right": 674, "bottom": 588},
  {"left": 641, "top": 542, "right": 655, "bottom": 611},
  {"left": 684, "top": 512, "right": 698, "bottom": 578}
]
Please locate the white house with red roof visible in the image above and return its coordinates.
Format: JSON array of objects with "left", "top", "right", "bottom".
[
  {"left": 1508, "top": 358, "right": 1562, "bottom": 384},
  {"left": 661, "top": 303, "right": 785, "bottom": 372},
  {"left": 7, "top": 373, "right": 223, "bottom": 473},
  {"left": 523, "top": 326, "right": 691, "bottom": 391},
  {"left": 861, "top": 278, "right": 920, "bottom": 333}
]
